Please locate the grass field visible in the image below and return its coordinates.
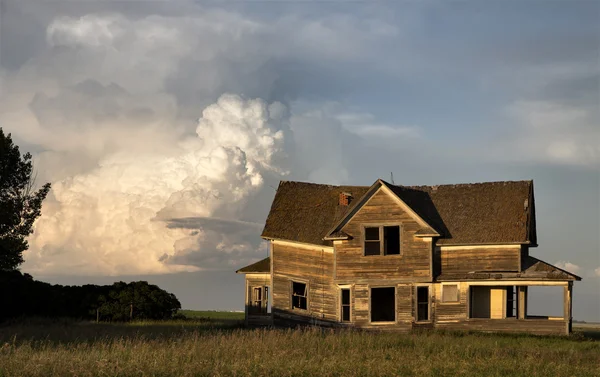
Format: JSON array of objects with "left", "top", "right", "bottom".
[{"left": 0, "top": 312, "right": 598, "bottom": 377}]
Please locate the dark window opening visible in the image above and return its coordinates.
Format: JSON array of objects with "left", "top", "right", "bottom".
[
  {"left": 364, "top": 227, "right": 380, "bottom": 256},
  {"left": 416, "top": 286, "right": 429, "bottom": 321},
  {"left": 384, "top": 226, "right": 400, "bottom": 255},
  {"left": 506, "top": 286, "right": 516, "bottom": 318},
  {"left": 341, "top": 288, "right": 351, "bottom": 322},
  {"left": 292, "top": 281, "right": 308, "bottom": 310},
  {"left": 370, "top": 287, "right": 395, "bottom": 322},
  {"left": 364, "top": 225, "right": 401, "bottom": 256}
]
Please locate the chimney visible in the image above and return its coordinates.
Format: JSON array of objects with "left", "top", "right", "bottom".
[{"left": 339, "top": 192, "right": 352, "bottom": 206}]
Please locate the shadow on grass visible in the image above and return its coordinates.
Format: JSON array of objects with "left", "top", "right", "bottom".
[{"left": 0, "top": 317, "right": 247, "bottom": 346}]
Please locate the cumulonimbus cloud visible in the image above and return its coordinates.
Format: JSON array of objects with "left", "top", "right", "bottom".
[
  {"left": 27, "top": 94, "right": 290, "bottom": 275},
  {"left": 0, "top": 4, "right": 398, "bottom": 276}
]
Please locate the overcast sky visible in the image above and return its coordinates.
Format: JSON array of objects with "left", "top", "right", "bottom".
[{"left": 1, "top": 0, "right": 598, "bottom": 321}]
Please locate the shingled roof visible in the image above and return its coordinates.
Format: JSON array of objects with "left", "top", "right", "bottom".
[
  {"left": 261, "top": 179, "right": 536, "bottom": 246},
  {"left": 236, "top": 257, "right": 270, "bottom": 274}
]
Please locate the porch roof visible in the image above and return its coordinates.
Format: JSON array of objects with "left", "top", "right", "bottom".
[{"left": 235, "top": 257, "right": 270, "bottom": 274}]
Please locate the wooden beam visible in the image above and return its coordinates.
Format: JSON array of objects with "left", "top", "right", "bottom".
[{"left": 518, "top": 286, "right": 527, "bottom": 319}]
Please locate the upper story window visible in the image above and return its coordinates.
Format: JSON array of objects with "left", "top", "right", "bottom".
[{"left": 363, "top": 225, "right": 401, "bottom": 256}]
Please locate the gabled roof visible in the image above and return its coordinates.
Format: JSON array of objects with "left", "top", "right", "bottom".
[
  {"left": 236, "top": 257, "right": 270, "bottom": 274},
  {"left": 324, "top": 179, "right": 439, "bottom": 240},
  {"left": 261, "top": 179, "right": 536, "bottom": 246}
]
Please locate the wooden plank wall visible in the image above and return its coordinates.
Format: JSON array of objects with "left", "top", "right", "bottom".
[
  {"left": 272, "top": 242, "right": 337, "bottom": 324},
  {"left": 351, "top": 283, "right": 412, "bottom": 330},
  {"left": 336, "top": 189, "right": 432, "bottom": 281},
  {"left": 434, "top": 283, "right": 469, "bottom": 321},
  {"left": 439, "top": 246, "right": 521, "bottom": 273}
]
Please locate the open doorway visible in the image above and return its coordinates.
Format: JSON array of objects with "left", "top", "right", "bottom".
[
  {"left": 469, "top": 286, "right": 517, "bottom": 319},
  {"left": 370, "top": 287, "right": 395, "bottom": 322}
]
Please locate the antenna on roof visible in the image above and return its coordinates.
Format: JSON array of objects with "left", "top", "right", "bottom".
[{"left": 390, "top": 172, "right": 395, "bottom": 185}]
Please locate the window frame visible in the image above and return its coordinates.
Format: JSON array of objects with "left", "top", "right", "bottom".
[
  {"left": 290, "top": 280, "right": 309, "bottom": 311},
  {"left": 361, "top": 224, "right": 402, "bottom": 257},
  {"left": 414, "top": 283, "right": 432, "bottom": 323},
  {"left": 339, "top": 287, "right": 352, "bottom": 322},
  {"left": 368, "top": 285, "right": 397, "bottom": 324},
  {"left": 441, "top": 283, "right": 460, "bottom": 304}
]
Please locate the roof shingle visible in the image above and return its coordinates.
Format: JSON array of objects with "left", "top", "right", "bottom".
[{"left": 261, "top": 179, "right": 535, "bottom": 246}]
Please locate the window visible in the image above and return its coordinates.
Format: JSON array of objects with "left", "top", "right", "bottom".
[
  {"left": 341, "top": 288, "right": 351, "bottom": 322},
  {"left": 291, "top": 281, "right": 308, "bottom": 310},
  {"left": 363, "top": 225, "right": 401, "bottom": 256},
  {"left": 442, "top": 284, "right": 459, "bottom": 303},
  {"left": 370, "top": 287, "right": 396, "bottom": 322},
  {"left": 416, "top": 286, "right": 429, "bottom": 321},
  {"left": 364, "top": 227, "right": 380, "bottom": 256},
  {"left": 506, "top": 286, "right": 516, "bottom": 318}
]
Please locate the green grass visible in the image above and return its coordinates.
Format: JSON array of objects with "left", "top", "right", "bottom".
[
  {"left": 178, "top": 309, "right": 245, "bottom": 320},
  {"left": 0, "top": 319, "right": 598, "bottom": 377}
]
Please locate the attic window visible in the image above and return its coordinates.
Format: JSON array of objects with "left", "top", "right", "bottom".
[{"left": 363, "top": 225, "right": 401, "bottom": 256}]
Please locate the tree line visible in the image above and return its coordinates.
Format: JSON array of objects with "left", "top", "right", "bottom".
[
  {"left": 0, "top": 128, "right": 182, "bottom": 322},
  {"left": 0, "top": 270, "right": 181, "bottom": 321}
]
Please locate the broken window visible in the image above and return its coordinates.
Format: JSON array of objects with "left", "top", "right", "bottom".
[
  {"left": 370, "top": 287, "right": 395, "bottom": 322},
  {"left": 341, "top": 288, "right": 351, "bottom": 322},
  {"left": 383, "top": 226, "right": 400, "bottom": 255},
  {"left": 416, "top": 286, "right": 429, "bottom": 321},
  {"left": 364, "top": 225, "right": 401, "bottom": 256},
  {"left": 291, "top": 281, "right": 308, "bottom": 310},
  {"left": 442, "top": 284, "right": 459, "bottom": 303}
]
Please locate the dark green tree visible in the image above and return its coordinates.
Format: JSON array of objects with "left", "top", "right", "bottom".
[{"left": 0, "top": 128, "right": 51, "bottom": 270}]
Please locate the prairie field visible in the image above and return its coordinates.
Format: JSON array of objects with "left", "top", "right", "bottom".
[{"left": 0, "top": 313, "right": 598, "bottom": 377}]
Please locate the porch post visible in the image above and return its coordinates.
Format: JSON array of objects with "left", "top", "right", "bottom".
[
  {"left": 564, "top": 282, "right": 573, "bottom": 334},
  {"left": 517, "top": 286, "right": 528, "bottom": 319}
]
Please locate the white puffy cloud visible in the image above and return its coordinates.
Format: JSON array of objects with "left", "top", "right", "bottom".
[
  {"left": 26, "top": 94, "right": 290, "bottom": 275},
  {"left": 554, "top": 261, "right": 582, "bottom": 275},
  {"left": 0, "top": 4, "right": 399, "bottom": 276}
]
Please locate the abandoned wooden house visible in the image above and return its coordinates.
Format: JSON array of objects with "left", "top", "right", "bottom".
[{"left": 236, "top": 179, "right": 580, "bottom": 335}]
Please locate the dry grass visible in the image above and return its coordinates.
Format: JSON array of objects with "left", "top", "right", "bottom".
[{"left": 0, "top": 318, "right": 598, "bottom": 377}]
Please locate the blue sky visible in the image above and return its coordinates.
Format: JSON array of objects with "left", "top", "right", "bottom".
[{"left": 0, "top": 1, "right": 598, "bottom": 320}]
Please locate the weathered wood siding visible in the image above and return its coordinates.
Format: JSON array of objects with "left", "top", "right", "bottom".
[
  {"left": 271, "top": 242, "right": 337, "bottom": 325},
  {"left": 439, "top": 246, "right": 520, "bottom": 274},
  {"left": 350, "top": 283, "right": 412, "bottom": 330},
  {"left": 434, "top": 283, "right": 469, "bottom": 321},
  {"left": 336, "top": 189, "right": 432, "bottom": 281}
]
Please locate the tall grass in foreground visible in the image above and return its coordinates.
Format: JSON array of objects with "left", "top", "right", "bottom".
[{"left": 0, "top": 320, "right": 598, "bottom": 377}]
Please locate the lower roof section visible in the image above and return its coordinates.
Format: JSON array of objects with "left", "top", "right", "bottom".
[
  {"left": 235, "top": 257, "right": 270, "bottom": 274},
  {"left": 437, "top": 256, "right": 581, "bottom": 282}
]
